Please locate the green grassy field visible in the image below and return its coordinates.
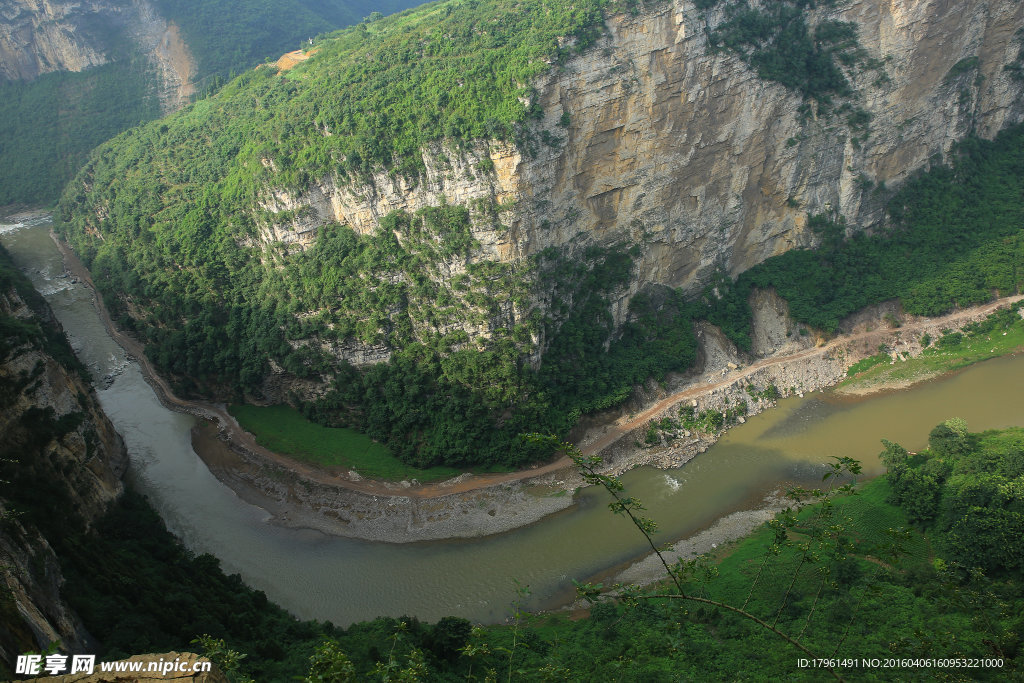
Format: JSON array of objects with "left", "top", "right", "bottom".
[
  {"left": 845, "top": 352, "right": 890, "bottom": 377},
  {"left": 704, "top": 477, "right": 931, "bottom": 615},
  {"left": 838, "top": 306, "right": 1024, "bottom": 392},
  {"left": 228, "top": 404, "right": 479, "bottom": 481}
]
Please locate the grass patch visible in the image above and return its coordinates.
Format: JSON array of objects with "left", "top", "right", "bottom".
[
  {"left": 845, "top": 352, "right": 890, "bottom": 377},
  {"left": 818, "top": 477, "right": 930, "bottom": 564},
  {"left": 228, "top": 404, "right": 476, "bottom": 482},
  {"left": 838, "top": 304, "right": 1024, "bottom": 392},
  {"left": 691, "top": 476, "right": 932, "bottom": 650}
]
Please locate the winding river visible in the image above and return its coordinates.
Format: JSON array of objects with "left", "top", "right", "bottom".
[{"left": 3, "top": 214, "right": 1024, "bottom": 626}]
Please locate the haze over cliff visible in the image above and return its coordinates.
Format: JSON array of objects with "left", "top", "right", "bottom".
[{"left": 0, "top": 0, "right": 426, "bottom": 207}]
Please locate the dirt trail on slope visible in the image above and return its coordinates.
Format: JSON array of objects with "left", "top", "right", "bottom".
[
  {"left": 55, "top": 228, "right": 1022, "bottom": 499},
  {"left": 584, "top": 294, "right": 1022, "bottom": 457}
]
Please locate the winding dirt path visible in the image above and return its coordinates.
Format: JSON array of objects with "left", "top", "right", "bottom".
[
  {"left": 55, "top": 228, "right": 1022, "bottom": 499},
  {"left": 584, "top": 293, "right": 1022, "bottom": 456}
]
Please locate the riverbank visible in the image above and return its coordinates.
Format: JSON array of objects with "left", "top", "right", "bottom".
[
  {"left": 190, "top": 421, "right": 576, "bottom": 542},
  {"left": 154, "top": 290, "right": 1024, "bottom": 546},
  {"left": 48, "top": 217, "right": 1024, "bottom": 543},
  {"left": 581, "top": 291, "right": 1024, "bottom": 475}
]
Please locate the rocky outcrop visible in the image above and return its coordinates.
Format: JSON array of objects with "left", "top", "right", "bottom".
[
  {"left": 0, "top": 259, "right": 127, "bottom": 671},
  {"left": 258, "top": 0, "right": 1024, "bottom": 333},
  {"left": 0, "top": 0, "right": 111, "bottom": 80},
  {"left": 124, "top": 0, "right": 196, "bottom": 112},
  {"left": 522, "top": 0, "right": 1024, "bottom": 293},
  {"left": 0, "top": 0, "right": 196, "bottom": 111},
  {"left": 0, "top": 285, "right": 127, "bottom": 514},
  {"left": 258, "top": 140, "right": 522, "bottom": 264}
]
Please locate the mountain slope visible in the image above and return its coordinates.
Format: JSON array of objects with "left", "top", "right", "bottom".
[
  {"left": 56, "top": 0, "right": 1024, "bottom": 467},
  {"left": 0, "top": 0, "right": 425, "bottom": 207}
]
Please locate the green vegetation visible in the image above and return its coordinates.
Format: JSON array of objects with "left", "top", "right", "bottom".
[
  {"left": 54, "top": 0, "right": 1024, "bottom": 473},
  {"left": 839, "top": 301, "right": 1024, "bottom": 391},
  {"left": 151, "top": 0, "right": 423, "bottom": 83},
  {"left": 229, "top": 404, "right": 472, "bottom": 480},
  {"left": 697, "top": 0, "right": 879, "bottom": 109},
  {"left": 58, "top": 491, "right": 481, "bottom": 682},
  {"left": 0, "top": 0, "right": 423, "bottom": 208},
  {"left": 883, "top": 421, "right": 1024, "bottom": 573},
  {"left": 945, "top": 56, "right": 980, "bottom": 83},
  {"left": 57, "top": 111, "right": 1024, "bottom": 470},
  {"left": 60, "top": 148, "right": 696, "bottom": 468},
  {"left": 706, "top": 124, "right": 1024, "bottom": 349},
  {"left": 746, "top": 381, "right": 781, "bottom": 401},
  {"left": 647, "top": 400, "right": 750, "bottom": 443},
  {"left": 0, "top": 56, "right": 159, "bottom": 207},
  {"left": 845, "top": 352, "right": 889, "bottom": 377},
  {"left": 13, "top": 416, "right": 1024, "bottom": 680}
]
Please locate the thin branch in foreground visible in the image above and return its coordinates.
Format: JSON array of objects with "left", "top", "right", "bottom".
[{"left": 528, "top": 435, "right": 848, "bottom": 682}]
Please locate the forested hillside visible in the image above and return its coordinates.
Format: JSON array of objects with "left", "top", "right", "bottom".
[
  {"left": 57, "top": 59, "right": 1024, "bottom": 469},
  {"left": 150, "top": 0, "right": 427, "bottom": 86},
  {"left": 0, "top": 0, "right": 422, "bottom": 207},
  {"left": 0, "top": 53, "right": 160, "bottom": 207},
  {"left": 52, "top": 0, "right": 1024, "bottom": 468}
]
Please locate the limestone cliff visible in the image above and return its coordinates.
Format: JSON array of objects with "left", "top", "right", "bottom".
[
  {"left": 0, "top": 252, "right": 127, "bottom": 673},
  {"left": 260, "top": 0, "right": 1024, "bottom": 328},
  {"left": 0, "top": 0, "right": 196, "bottom": 111},
  {"left": 0, "top": 0, "right": 112, "bottom": 80},
  {"left": 52, "top": 0, "right": 1024, "bottom": 451}
]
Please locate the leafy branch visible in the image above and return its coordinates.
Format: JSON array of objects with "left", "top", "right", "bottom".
[{"left": 530, "top": 434, "right": 863, "bottom": 682}]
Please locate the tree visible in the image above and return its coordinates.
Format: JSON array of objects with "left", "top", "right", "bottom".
[{"left": 304, "top": 640, "right": 356, "bottom": 682}]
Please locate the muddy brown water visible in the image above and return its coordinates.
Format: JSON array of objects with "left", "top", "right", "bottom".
[{"left": 4, "top": 215, "right": 1023, "bottom": 625}]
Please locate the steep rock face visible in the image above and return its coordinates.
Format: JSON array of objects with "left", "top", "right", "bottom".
[
  {"left": 513, "top": 0, "right": 1024, "bottom": 299},
  {"left": 0, "top": 286, "right": 126, "bottom": 515},
  {"left": 260, "top": 0, "right": 1024, "bottom": 327},
  {"left": 0, "top": 0, "right": 196, "bottom": 111},
  {"left": 259, "top": 141, "right": 523, "bottom": 263},
  {"left": 124, "top": 0, "right": 196, "bottom": 111},
  {"left": 0, "top": 273, "right": 127, "bottom": 668},
  {"left": 0, "top": 0, "right": 113, "bottom": 80}
]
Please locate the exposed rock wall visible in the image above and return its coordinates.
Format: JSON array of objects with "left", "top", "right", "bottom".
[
  {"left": 522, "top": 0, "right": 1024, "bottom": 298},
  {"left": 0, "top": 276, "right": 127, "bottom": 669},
  {"left": 258, "top": 140, "right": 523, "bottom": 264},
  {"left": 259, "top": 0, "right": 1024, "bottom": 334},
  {"left": 125, "top": 0, "right": 196, "bottom": 112},
  {"left": 0, "top": 286, "right": 127, "bottom": 513},
  {"left": 0, "top": 0, "right": 196, "bottom": 111},
  {"left": 0, "top": 0, "right": 114, "bottom": 80}
]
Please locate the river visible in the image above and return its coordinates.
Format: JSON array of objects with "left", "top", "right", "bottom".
[{"left": 3, "top": 214, "right": 1023, "bottom": 626}]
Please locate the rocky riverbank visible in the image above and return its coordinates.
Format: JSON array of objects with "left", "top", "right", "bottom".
[
  {"left": 190, "top": 421, "right": 577, "bottom": 543},
  {"left": 48, "top": 214, "right": 1023, "bottom": 544},
  {"left": 187, "top": 290, "right": 1022, "bottom": 545},
  {"left": 595, "top": 291, "right": 1024, "bottom": 474}
]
